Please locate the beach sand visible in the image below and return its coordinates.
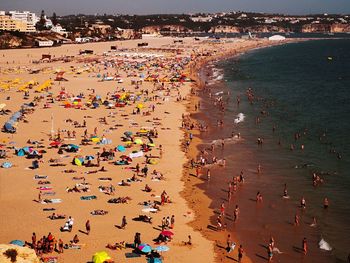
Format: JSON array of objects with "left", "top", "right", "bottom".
[{"left": 0, "top": 37, "right": 295, "bottom": 263}]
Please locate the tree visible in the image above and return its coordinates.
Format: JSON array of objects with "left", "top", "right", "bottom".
[
  {"left": 52, "top": 12, "right": 58, "bottom": 26},
  {"left": 36, "top": 10, "right": 46, "bottom": 31}
]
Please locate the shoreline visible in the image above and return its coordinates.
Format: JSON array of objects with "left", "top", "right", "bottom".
[{"left": 181, "top": 38, "right": 307, "bottom": 263}]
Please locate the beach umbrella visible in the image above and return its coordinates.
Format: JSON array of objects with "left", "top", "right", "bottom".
[
  {"left": 91, "top": 137, "right": 100, "bottom": 143},
  {"left": 85, "top": 155, "right": 95, "bottom": 161},
  {"left": 92, "top": 251, "right": 112, "bottom": 263},
  {"left": 138, "top": 244, "right": 152, "bottom": 253},
  {"left": 10, "top": 240, "right": 25, "bottom": 247},
  {"left": 134, "top": 138, "right": 143, "bottom": 145},
  {"left": 74, "top": 157, "right": 84, "bottom": 166},
  {"left": 136, "top": 103, "right": 144, "bottom": 109},
  {"left": 68, "top": 144, "right": 79, "bottom": 150},
  {"left": 124, "top": 131, "right": 133, "bottom": 137},
  {"left": 155, "top": 245, "right": 169, "bottom": 252},
  {"left": 49, "top": 141, "right": 61, "bottom": 147},
  {"left": 147, "top": 258, "right": 162, "bottom": 263},
  {"left": 2, "top": 162, "right": 12, "bottom": 168},
  {"left": 160, "top": 230, "right": 174, "bottom": 237},
  {"left": 116, "top": 145, "right": 126, "bottom": 152}
]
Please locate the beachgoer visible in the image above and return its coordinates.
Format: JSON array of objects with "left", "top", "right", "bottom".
[
  {"left": 121, "top": 216, "right": 127, "bottom": 229},
  {"left": 58, "top": 239, "right": 64, "bottom": 253},
  {"left": 268, "top": 243, "right": 273, "bottom": 262},
  {"left": 72, "top": 234, "right": 79, "bottom": 244},
  {"left": 301, "top": 197, "right": 306, "bottom": 208},
  {"left": 85, "top": 220, "right": 90, "bottom": 235},
  {"left": 234, "top": 205, "right": 239, "bottom": 222},
  {"left": 170, "top": 215, "right": 175, "bottom": 229},
  {"left": 294, "top": 214, "right": 300, "bottom": 226},
  {"left": 324, "top": 197, "right": 329, "bottom": 209},
  {"left": 302, "top": 237, "right": 307, "bottom": 255}
]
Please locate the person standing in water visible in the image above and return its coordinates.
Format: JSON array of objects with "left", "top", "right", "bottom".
[{"left": 302, "top": 237, "right": 308, "bottom": 255}]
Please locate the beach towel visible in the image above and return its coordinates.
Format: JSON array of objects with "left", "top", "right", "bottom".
[
  {"left": 80, "top": 195, "right": 97, "bottom": 201},
  {"left": 125, "top": 252, "right": 141, "bottom": 258},
  {"left": 41, "top": 256, "right": 58, "bottom": 263},
  {"left": 34, "top": 175, "right": 48, "bottom": 179},
  {"left": 37, "top": 186, "right": 53, "bottom": 191},
  {"left": 42, "top": 192, "right": 56, "bottom": 196},
  {"left": 42, "top": 199, "right": 62, "bottom": 204},
  {"left": 142, "top": 208, "right": 158, "bottom": 213}
]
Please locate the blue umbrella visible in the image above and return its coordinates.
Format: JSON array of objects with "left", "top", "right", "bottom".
[
  {"left": 116, "top": 145, "right": 126, "bottom": 152},
  {"left": 2, "top": 162, "right": 12, "bottom": 168},
  {"left": 68, "top": 144, "right": 79, "bottom": 149},
  {"left": 124, "top": 131, "right": 133, "bottom": 137},
  {"left": 155, "top": 245, "right": 169, "bottom": 252},
  {"left": 10, "top": 240, "right": 25, "bottom": 246},
  {"left": 139, "top": 244, "right": 152, "bottom": 253},
  {"left": 147, "top": 258, "right": 162, "bottom": 263},
  {"left": 85, "top": 155, "right": 95, "bottom": 161}
]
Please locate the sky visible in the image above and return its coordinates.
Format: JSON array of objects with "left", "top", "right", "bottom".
[{"left": 2, "top": 0, "right": 350, "bottom": 16}]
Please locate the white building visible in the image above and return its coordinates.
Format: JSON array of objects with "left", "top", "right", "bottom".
[
  {"left": 37, "top": 40, "right": 54, "bottom": 47},
  {"left": 9, "top": 10, "right": 38, "bottom": 31},
  {"left": 51, "top": 23, "right": 68, "bottom": 36},
  {"left": 190, "top": 16, "right": 213, "bottom": 22}
]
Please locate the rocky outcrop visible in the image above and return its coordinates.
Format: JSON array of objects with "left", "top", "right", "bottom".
[
  {"left": 142, "top": 25, "right": 191, "bottom": 33},
  {"left": 244, "top": 25, "right": 289, "bottom": 33},
  {"left": 331, "top": 23, "right": 350, "bottom": 33},
  {"left": 210, "top": 25, "right": 241, "bottom": 33},
  {"left": 302, "top": 23, "right": 331, "bottom": 33}
]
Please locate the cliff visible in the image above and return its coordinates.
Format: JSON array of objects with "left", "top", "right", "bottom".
[
  {"left": 331, "top": 23, "right": 350, "bottom": 33},
  {"left": 302, "top": 23, "right": 331, "bottom": 33},
  {"left": 210, "top": 25, "right": 241, "bottom": 33},
  {"left": 142, "top": 24, "right": 191, "bottom": 33}
]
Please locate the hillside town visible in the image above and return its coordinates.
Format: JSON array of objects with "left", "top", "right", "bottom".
[{"left": 1, "top": 10, "right": 350, "bottom": 48}]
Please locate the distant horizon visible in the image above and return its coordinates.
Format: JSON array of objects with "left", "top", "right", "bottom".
[
  {"left": 2, "top": 9, "right": 350, "bottom": 17},
  {"left": 1, "top": 0, "right": 350, "bottom": 17}
]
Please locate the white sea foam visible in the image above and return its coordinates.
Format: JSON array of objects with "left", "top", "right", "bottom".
[
  {"left": 319, "top": 238, "right": 332, "bottom": 251},
  {"left": 234, "top": 113, "right": 245, "bottom": 124}
]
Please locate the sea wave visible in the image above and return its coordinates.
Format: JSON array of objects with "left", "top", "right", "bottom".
[{"left": 234, "top": 113, "right": 245, "bottom": 124}]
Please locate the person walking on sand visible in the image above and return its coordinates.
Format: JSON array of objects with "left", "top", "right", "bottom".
[
  {"left": 234, "top": 205, "right": 240, "bottom": 222},
  {"left": 220, "top": 202, "right": 225, "bottom": 216},
  {"left": 121, "top": 216, "right": 127, "bottom": 229},
  {"left": 85, "top": 220, "right": 90, "bottom": 235}
]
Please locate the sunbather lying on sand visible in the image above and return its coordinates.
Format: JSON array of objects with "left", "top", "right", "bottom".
[
  {"left": 106, "top": 241, "right": 126, "bottom": 250},
  {"left": 49, "top": 213, "right": 66, "bottom": 220},
  {"left": 91, "top": 210, "right": 108, "bottom": 215}
]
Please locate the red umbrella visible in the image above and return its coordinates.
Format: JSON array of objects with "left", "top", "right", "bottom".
[
  {"left": 50, "top": 141, "right": 61, "bottom": 147},
  {"left": 161, "top": 230, "right": 174, "bottom": 237}
]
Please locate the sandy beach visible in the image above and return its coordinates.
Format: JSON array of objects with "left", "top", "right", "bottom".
[{"left": 0, "top": 36, "right": 295, "bottom": 263}]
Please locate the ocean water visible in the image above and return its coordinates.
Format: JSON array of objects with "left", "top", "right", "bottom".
[{"left": 196, "top": 39, "right": 350, "bottom": 262}]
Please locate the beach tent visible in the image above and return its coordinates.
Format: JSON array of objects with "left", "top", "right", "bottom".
[
  {"left": 16, "top": 148, "right": 26, "bottom": 156},
  {"left": 92, "top": 251, "right": 112, "bottom": 263}
]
